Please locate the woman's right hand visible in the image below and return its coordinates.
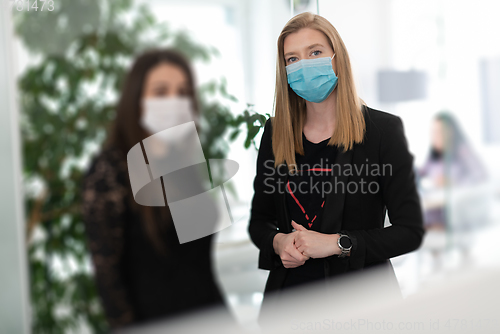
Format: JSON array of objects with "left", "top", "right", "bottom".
[{"left": 273, "top": 233, "right": 309, "bottom": 268}]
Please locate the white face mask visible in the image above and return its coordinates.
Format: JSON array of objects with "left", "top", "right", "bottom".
[{"left": 140, "top": 96, "right": 197, "bottom": 144}]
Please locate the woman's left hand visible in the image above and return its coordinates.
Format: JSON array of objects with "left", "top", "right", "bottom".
[{"left": 291, "top": 221, "right": 340, "bottom": 258}]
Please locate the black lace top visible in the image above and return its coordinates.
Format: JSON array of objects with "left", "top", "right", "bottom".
[
  {"left": 81, "top": 145, "right": 226, "bottom": 330},
  {"left": 282, "top": 132, "right": 339, "bottom": 289}
]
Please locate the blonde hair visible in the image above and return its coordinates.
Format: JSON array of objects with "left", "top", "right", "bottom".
[{"left": 272, "top": 12, "right": 365, "bottom": 172}]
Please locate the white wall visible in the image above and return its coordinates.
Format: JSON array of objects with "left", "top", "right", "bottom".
[{"left": 0, "top": 4, "right": 30, "bottom": 334}]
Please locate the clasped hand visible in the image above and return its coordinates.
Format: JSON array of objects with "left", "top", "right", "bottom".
[{"left": 273, "top": 220, "right": 340, "bottom": 268}]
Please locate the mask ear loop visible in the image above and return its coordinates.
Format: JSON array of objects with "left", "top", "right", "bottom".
[{"left": 331, "top": 53, "right": 337, "bottom": 76}]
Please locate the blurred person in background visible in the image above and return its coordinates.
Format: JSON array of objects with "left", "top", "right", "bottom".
[
  {"left": 417, "top": 112, "right": 489, "bottom": 270},
  {"left": 418, "top": 111, "right": 489, "bottom": 231},
  {"left": 248, "top": 12, "right": 424, "bottom": 326},
  {"left": 81, "top": 49, "right": 230, "bottom": 331}
]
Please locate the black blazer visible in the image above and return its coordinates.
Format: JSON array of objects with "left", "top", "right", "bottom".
[{"left": 248, "top": 105, "right": 425, "bottom": 297}]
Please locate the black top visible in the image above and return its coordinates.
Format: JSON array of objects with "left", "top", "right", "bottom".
[
  {"left": 248, "top": 106, "right": 424, "bottom": 301},
  {"left": 282, "top": 132, "right": 339, "bottom": 289},
  {"left": 81, "top": 145, "right": 228, "bottom": 330}
]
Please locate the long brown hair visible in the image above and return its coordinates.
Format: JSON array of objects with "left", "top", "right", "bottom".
[
  {"left": 103, "top": 48, "right": 200, "bottom": 255},
  {"left": 273, "top": 12, "right": 366, "bottom": 172}
]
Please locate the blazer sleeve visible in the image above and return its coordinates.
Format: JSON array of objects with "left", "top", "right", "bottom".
[
  {"left": 345, "top": 115, "right": 425, "bottom": 269},
  {"left": 248, "top": 118, "right": 283, "bottom": 271},
  {"left": 81, "top": 154, "right": 136, "bottom": 329}
]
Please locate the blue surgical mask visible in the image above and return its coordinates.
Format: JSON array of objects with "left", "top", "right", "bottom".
[{"left": 286, "top": 54, "right": 337, "bottom": 103}]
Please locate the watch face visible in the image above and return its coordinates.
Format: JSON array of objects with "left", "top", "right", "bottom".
[{"left": 340, "top": 236, "right": 352, "bottom": 248}]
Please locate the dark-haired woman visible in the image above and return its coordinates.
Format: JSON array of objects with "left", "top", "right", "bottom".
[
  {"left": 81, "top": 49, "right": 229, "bottom": 330},
  {"left": 418, "top": 112, "right": 488, "bottom": 231}
]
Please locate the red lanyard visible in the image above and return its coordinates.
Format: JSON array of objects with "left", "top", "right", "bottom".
[{"left": 287, "top": 168, "right": 331, "bottom": 228}]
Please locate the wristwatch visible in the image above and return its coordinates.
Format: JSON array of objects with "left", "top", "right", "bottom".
[{"left": 337, "top": 233, "right": 352, "bottom": 258}]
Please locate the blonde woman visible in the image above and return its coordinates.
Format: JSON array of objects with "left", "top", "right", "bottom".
[{"left": 248, "top": 12, "right": 424, "bottom": 315}]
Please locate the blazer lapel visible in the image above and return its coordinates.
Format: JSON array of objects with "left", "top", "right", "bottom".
[{"left": 319, "top": 147, "right": 354, "bottom": 234}]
